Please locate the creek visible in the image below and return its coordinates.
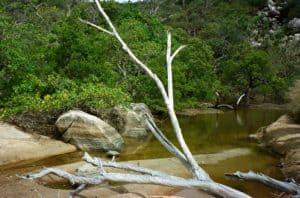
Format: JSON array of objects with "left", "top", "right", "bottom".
[{"left": 0, "top": 108, "right": 286, "bottom": 197}]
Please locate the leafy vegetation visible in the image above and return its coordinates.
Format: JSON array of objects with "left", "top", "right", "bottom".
[{"left": 0, "top": 0, "right": 299, "bottom": 118}]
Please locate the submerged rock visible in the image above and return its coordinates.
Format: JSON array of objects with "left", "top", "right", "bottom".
[
  {"left": 110, "top": 103, "right": 153, "bottom": 139},
  {"left": 0, "top": 122, "right": 76, "bottom": 166},
  {"left": 56, "top": 110, "right": 124, "bottom": 152}
]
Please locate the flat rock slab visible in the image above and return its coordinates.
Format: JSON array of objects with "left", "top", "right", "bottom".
[{"left": 0, "top": 122, "right": 76, "bottom": 166}]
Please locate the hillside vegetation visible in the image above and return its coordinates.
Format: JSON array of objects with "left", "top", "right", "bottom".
[{"left": 0, "top": 0, "right": 299, "bottom": 117}]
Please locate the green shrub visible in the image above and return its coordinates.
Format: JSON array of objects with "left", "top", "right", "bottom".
[{"left": 0, "top": 82, "right": 131, "bottom": 117}]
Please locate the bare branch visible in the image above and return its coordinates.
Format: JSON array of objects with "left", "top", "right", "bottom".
[
  {"left": 144, "top": 116, "right": 190, "bottom": 167},
  {"left": 69, "top": 184, "right": 88, "bottom": 198},
  {"left": 166, "top": 31, "right": 173, "bottom": 108},
  {"left": 171, "top": 45, "right": 186, "bottom": 62},
  {"left": 92, "top": 0, "right": 169, "bottom": 104},
  {"left": 79, "top": 18, "right": 114, "bottom": 36},
  {"left": 236, "top": 93, "right": 246, "bottom": 108},
  {"left": 83, "top": 152, "right": 172, "bottom": 178},
  {"left": 226, "top": 171, "right": 300, "bottom": 196},
  {"left": 18, "top": 168, "right": 103, "bottom": 185}
]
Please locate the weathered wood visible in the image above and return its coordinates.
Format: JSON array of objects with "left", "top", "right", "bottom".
[
  {"left": 236, "top": 93, "right": 246, "bottom": 108},
  {"left": 21, "top": 160, "right": 251, "bottom": 198},
  {"left": 225, "top": 171, "right": 300, "bottom": 197},
  {"left": 217, "top": 104, "right": 234, "bottom": 110}
]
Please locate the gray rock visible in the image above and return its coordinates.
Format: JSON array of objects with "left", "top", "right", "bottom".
[
  {"left": 56, "top": 110, "right": 124, "bottom": 152},
  {"left": 110, "top": 103, "right": 153, "bottom": 139},
  {"left": 288, "top": 18, "right": 300, "bottom": 30}
]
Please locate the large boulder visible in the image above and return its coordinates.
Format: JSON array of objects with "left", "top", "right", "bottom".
[
  {"left": 56, "top": 110, "right": 124, "bottom": 152},
  {"left": 255, "top": 115, "right": 300, "bottom": 153},
  {"left": 253, "top": 114, "right": 300, "bottom": 182},
  {"left": 0, "top": 122, "right": 76, "bottom": 166},
  {"left": 110, "top": 103, "right": 153, "bottom": 139}
]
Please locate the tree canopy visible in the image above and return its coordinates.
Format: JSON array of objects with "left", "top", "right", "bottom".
[{"left": 0, "top": 0, "right": 299, "bottom": 117}]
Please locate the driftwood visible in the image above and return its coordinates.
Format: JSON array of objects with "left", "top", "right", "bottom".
[
  {"left": 21, "top": 152, "right": 250, "bottom": 198},
  {"left": 216, "top": 104, "right": 234, "bottom": 110},
  {"left": 236, "top": 93, "right": 246, "bottom": 108},
  {"left": 225, "top": 171, "right": 300, "bottom": 198},
  {"left": 215, "top": 92, "right": 246, "bottom": 110}
]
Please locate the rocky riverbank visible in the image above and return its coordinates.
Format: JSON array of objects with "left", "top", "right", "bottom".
[{"left": 252, "top": 114, "right": 300, "bottom": 182}]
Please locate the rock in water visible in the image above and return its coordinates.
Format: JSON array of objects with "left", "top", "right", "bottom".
[
  {"left": 110, "top": 103, "right": 153, "bottom": 139},
  {"left": 56, "top": 110, "right": 124, "bottom": 151}
]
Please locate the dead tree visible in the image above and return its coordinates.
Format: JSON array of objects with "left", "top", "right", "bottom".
[{"left": 21, "top": 1, "right": 253, "bottom": 197}]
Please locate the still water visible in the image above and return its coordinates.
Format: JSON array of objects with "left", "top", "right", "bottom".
[{"left": 120, "top": 108, "right": 286, "bottom": 197}]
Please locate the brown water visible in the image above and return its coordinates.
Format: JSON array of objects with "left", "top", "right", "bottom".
[
  {"left": 0, "top": 108, "right": 286, "bottom": 197},
  {"left": 120, "top": 108, "right": 286, "bottom": 198},
  {"left": 121, "top": 108, "right": 285, "bottom": 160}
]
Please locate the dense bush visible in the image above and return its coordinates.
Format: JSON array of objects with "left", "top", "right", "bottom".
[{"left": 1, "top": 80, "right": 131, "bottom": 117}]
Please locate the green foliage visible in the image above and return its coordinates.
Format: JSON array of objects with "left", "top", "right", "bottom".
[
  {"left": 246, "top": 0, "right": 267, "bottom": 8},
  {"left": 0, "top": 0, "right": 299, "bottom": 118},
  {"left": 1, "top": 81, "right": 131, "bottom": 117},
  {"left": 219, "top": 44, "right": 287, "bottom": 101}
]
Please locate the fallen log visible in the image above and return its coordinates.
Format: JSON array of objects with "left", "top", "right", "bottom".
[{"left": 225, "top": 171, "right": 300, "bottom": 197}]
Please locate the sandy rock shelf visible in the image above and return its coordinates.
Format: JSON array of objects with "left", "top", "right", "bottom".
[{"left": 0, "top": 122, "right": 76, "bottom": 166}]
